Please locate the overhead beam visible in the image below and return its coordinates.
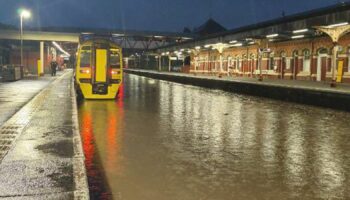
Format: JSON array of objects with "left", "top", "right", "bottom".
[{"left": 0, "top": 30, "right": 79, "bottom": 43}]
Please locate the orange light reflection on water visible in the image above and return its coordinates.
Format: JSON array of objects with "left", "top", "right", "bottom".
[
  {"left": 81, "top": 111, "right": 94, "bottom": 175},
  {"left": 80, "top": 84, "right": 126, "bottom": 197}
]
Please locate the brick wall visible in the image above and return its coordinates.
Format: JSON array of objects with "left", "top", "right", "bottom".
[{"left": 191, "top": 34, "right": 350, "bottom": 83}]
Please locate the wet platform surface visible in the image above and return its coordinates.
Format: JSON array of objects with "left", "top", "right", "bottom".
[
  {"left": 0, "top": 70, "right": 88, "bottom": 199},
  {"left": 0, "top": 76, "right": 54, "bottom": 127},
  {"left": 79, "top": 73, "right": 350, "bottom": 200}
]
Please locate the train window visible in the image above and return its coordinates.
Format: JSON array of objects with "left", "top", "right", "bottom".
[
  {"left": 80, "top": 50, "right": 91, "bottom": 68},
  {"left": 110, "top": 51, "right": 120, "bottom": 68}
]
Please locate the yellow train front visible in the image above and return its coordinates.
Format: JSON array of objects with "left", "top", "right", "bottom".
[{"left": 75, "top": 38, "right": 123, "bottom": 99}]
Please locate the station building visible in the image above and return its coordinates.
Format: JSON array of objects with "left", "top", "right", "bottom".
[{"left": 155, "top": 2, "right": 350, "bottom": 83}]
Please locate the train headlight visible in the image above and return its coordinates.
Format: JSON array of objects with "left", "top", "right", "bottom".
[
  {"left": 111, "top": 70, "right": 121, "bottom": 75},
  {"left": 80, "top": 69, "right": 90, "bottom": 74}
]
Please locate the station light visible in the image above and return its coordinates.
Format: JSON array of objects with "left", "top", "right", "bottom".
[
  {"left": 19, "top": 9, "right": 31, "bottom": 18},
  {"left": 232, "top": 43, "right": 243, "bottom": 47},
  {"left": 327, "top": 22, "right": 349, "bottom": 28},
  {"left": 229, "top": 40, "right": 237, "bottom": 44},
  {"left": 293, "top": 29, "right": 308, "bottom": 34},
  {"left": 248, "top": 41, "right": 255, "bottom": 45},
  {"left": 195, "top": 46, "right": 201, "bottom": 50},
  {"left": 266, "top": 33, "right": 279, "bottom": 38},
  {"left": 204, "top": 44, "right": 211, "bottom": 48},
  {"left": 180, "top": 49, "right": 184, "bottom": 52},
  {"left": 18, "top": 8, "right": 31, "bottom": 67},
  {"left": 161, "top": 52, "right": 165, "bottom": 56},
  {"left": 187, "top": 50, "right": 192, "bottom": 53},
  {"left": 112, "top": 33, "right": 124, "bottom": 37},
  {"left": 260, "top": 48, "right": 271, "bottom": 53},
  {"left": 52, "top": 41, "right": 70, "bottom": 57},
  {"left": 291, "top": 35, "right": 305, "bottom": 39},
  {"left": 166, "top": 52, "right": 170, "bottom": 55}
]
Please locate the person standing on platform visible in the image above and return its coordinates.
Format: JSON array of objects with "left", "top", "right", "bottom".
[{"left": 50, "top": 60, "right": 57, "bottom": 76}]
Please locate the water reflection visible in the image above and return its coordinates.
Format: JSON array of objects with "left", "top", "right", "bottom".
[
  {"left": 79, "top": 85, "right": 125, "bottom": 199},
  {"left": 79, "top": 74, "right": 350, "bottom": 200}
]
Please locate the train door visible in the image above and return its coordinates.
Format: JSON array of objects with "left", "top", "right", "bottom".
[
  {"left": 95, "top": 49, "right": 107, "bottom": 83},
  {"left": 317, "top": 53, "right": 327, "bottom": 81}
]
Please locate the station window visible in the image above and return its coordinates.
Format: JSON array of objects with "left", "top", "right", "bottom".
[
  {"left": 228, "top": 56, "right": 232, "bottom": 67},
  {"left": 303, "top": 49, "right": 311, "bottom": 72},
  {"left": 237, "top": 57, "right": 241, "bottom": 70},
  {"left": 291, "top": 50, "right": 298, "bottom": 70},
  {"left": 250, "top": 53, "right": 255, "bottom": 60},
  {"left": 250, "top": 54, "right": 255, "bottom": 70},
  {"left": 280, "top": 51, "right": 286, "bottom": 70},
  {"left": 110, "top": 50, "right": 120, "bottom": 68},
  {"left": 233, "top": 56, "right": 237, "bottom": 69}
]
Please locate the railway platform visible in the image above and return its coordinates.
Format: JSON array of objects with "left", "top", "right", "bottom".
[
  {"left": 125, "top": 69, "right": 350, "bottom": 111},
  {"left": 0, "top": 69, "right": 89, "bottom": 199}
]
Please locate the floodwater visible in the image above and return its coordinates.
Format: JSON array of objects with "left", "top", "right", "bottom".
[{"left": 78, "top": 73, "right": 350, "bottom": 200}]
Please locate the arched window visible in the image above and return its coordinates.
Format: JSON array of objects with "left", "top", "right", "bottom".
[
  {"left": 249, "top": 53, "right": 255, "bottom": 72},
  {"left": 280, "top": 51, "right": 286, "bottom": 57},
  {"left": 213, "top": 56, "right": 218, "bottom": 70},
  {"left": 317, "top": 48, "right": 329, "bottom": 72},
  {"left": 291, "top": 50, "right": 298, "bottom": 70},
  {"left": 280, "top": 51, "right": 287, "bottom": 71},
  {"left": 250, "top": 53, "right": 255, "bottom": 60},
  {"left": 318, "top": 48, "right": 328, "bottom": 55},
  {"left": 243, "top": 54, "right": 247, "bottom": 71},
  {"left": 237, "top": 56, "right": 242, "bottom": 71},
  {"left": 228, "top": 56, "right": 233, "bottom": 67},
  {"left": 303, "top": 49, "right": 311, "bottom": 72}
]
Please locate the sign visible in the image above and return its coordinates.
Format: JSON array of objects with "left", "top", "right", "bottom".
[{"left": 336, "top": 60, "right": 344, "bottom": 83}]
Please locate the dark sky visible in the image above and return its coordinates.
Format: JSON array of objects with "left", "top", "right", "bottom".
[{"left": 0, "top": 0, "right": 345, "bottom": 32}]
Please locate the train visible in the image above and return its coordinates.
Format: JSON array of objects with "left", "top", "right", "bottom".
[{"left": 75, "top": 36, "right": 123, "bottom": 99}]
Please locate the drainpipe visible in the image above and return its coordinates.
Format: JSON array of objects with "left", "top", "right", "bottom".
[
  {"left": 310, "top": 39, "right": 314, "bottom": 80},
  {"left": 258, "top": 51, "right": 262, "bottom": 81},
  {"left": 293, "top": 56, "right": 296, "bottom": 80},
  {"left": 158, "top": 55, "right": 161, "bottom": 71},
  {"left": 168, "top": 55, "right": 171, "bottom": 72}
]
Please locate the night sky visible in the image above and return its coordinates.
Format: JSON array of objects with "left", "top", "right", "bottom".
[{"left": 0, "top": 0, "right": 345, "bottom": 32}]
